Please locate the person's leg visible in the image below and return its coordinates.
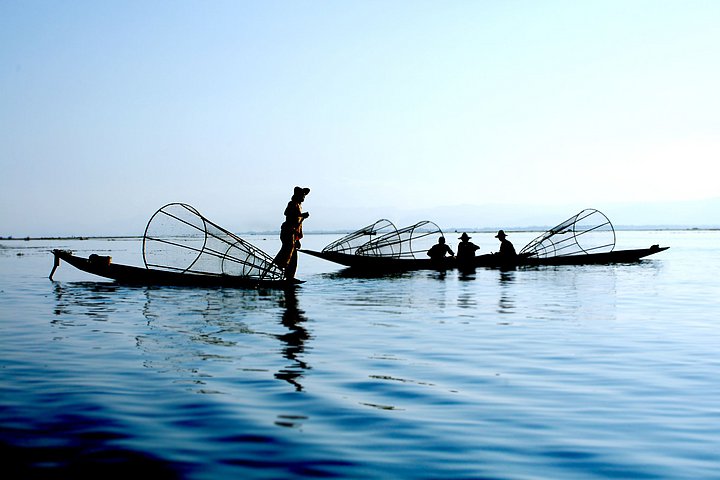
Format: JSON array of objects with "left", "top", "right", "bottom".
[{"left": 286, "top": 249, "right": 298, "bottom": 279}]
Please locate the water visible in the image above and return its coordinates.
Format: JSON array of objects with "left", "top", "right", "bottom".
[{"left": 1, "top": 231, "right": 719, "bottom": 478}]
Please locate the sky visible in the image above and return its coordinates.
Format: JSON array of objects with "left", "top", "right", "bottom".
[{"left": 1, "top": 0, "right": 719, "bottom": 236}]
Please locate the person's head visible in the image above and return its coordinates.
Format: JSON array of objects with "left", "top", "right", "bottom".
[
  {"left": 292, "top": 186, "right": 310, "bottom": 201},
  {"left": 459, "top": 232, "right": 471, "bottom": 242},
  {"left": 495, "top": 230, "right": 507, "bottom": 240},
  {"left": 438, "top": 236, "right": 446, "bottom": 244}
]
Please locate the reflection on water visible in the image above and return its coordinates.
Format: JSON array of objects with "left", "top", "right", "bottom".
[
  {"left": 513, "top": 265, "right": 620, "bottom": 323},
  {"left": 498, "top": 268, "right": 516, "bottom": 314},
  {"left": 13, "top": 234, "right": 718, "bottom": 479},
  {"left": 457, "top": 266, "right": 476, "bottom": 282},
  {"left": 324, "top": 268, "right": 414, "bottom": 281},
  {"left": 52, "top": 281, "right": 121, "bottom": 321},
  {"left": 275, "top": 287, "right": 310, "bottom": 391},
  {"left": 50, "top": 282, "right": 313, "bottom": 393}
]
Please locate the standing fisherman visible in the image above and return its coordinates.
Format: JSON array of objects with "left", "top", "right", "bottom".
[{"left": 274, "top": 187, "right": 310, "bottom": 282}]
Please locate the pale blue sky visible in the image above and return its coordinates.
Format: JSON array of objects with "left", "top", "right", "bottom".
[{"left": 1, "top": 1, "right": 718, "bottom": 236}]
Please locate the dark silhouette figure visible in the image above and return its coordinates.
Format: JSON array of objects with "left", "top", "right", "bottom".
[
  {"left": 456, "top": 232, "right": 479, "bottom": 266},
  {"left": 427, "top": 236, "right": 454, "bottom": 261},
  {"left": 495, "top": 230, "right": 517, "bottom": 261},
  {"left": 274, "top": 186, "right": 310, "bottom": 281}
]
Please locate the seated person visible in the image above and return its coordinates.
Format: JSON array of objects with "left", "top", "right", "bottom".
[
  {"left": 427, "top": 236, "right": 454, "bottom": 260},
  {"left": 456, "top": 233, "right": 479, "bottom": 263},
  {"left": 495, "top": 230, "right": 517, "bottom": 259}
]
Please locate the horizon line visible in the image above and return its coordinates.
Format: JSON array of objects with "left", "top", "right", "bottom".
[{"left": 3, "top": 224, "right": 719, "bottom": 241}]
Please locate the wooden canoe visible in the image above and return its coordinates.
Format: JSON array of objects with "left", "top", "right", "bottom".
[
  {"left": 301, "top": 245, "right": 669, "bottom": 271},
  {"left": 49, "top": 249, "right": 297, "bottom": 288}
]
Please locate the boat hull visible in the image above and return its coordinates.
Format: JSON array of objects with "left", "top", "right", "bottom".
[
  {"left": 50, "top": 250, "right": 292, "bottom": 288},
  {"left": 521, "top": 246, "right": 669, "bottom": 266},
  {"left": 301, "top": 245, "right": 669, "bottom": 271}
]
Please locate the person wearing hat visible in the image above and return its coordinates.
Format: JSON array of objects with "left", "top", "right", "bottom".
[
  {"left": 456, "top": 232, "right": 480, "bottom": 265},
  {"left": 274, "top": 186, "right": 310, "bottom": 281},
  {"left": 495, "top": 230, "right": 517, "bottom": 260}
]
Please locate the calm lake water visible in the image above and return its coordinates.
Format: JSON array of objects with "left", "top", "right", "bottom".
[{"left": 1, "top": 230, "right": 719, "bottom": 479}]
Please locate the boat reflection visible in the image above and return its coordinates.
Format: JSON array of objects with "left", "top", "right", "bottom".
[
  {"left": 324, "top": 268, "right": 414, "bottom": 280},
  {"left": 49, "top": 282, "right": 313, "bottom": 393},
  {"left": 138, "top": 286, "right": 313, "bottom": 392},
  {"left": 51, "top": 281, "right": 120, "bottom": 322}
]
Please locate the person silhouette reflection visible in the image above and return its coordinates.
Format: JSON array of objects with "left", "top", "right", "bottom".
[
  {"left": 275, "top": 287, "right": 310, "bottom": 391},
  {"left": 497, "top": 269, "right": 516, "bottom": 313}
]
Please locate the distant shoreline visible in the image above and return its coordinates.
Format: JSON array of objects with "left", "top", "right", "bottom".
[
  {"left": 2, "top": 225, "right": 718, "bottom": 241},
  {"left": 0, "top": 236, "right": 144, "bottom": 241}
]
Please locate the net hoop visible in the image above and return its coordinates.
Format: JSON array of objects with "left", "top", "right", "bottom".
[
  {"left": 519, "top": 208, "right": 616, "bottom": 258},
  {"left": 142, "top": 203, "right": 207, "bottom": 273},
  {"left": 355, "top": 220, "right": 444, "bottom": 259},
  {"left": 322, "top": 219, "right": 398, "bottom": 255},
  {"left": 142, "top": 203, "right": 284, "bottom": 281}
]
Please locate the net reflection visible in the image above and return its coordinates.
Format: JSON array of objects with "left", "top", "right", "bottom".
[
  {"left": 138, "top": 286, "right": 313, "bottom": 393},
  {"left": 49, "top": 281, "right": 312, "bottom": 393}
]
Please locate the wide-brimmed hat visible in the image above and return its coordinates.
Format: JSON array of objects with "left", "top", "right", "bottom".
[
  {"left": 293, "top": 186, "right": 311, "bottom": 196},
  {"left": 495, "top": 230, "right": 507, "bottom": 239},
  {"left": 459, "top": 232, "right": 471, "bottom": 241}
]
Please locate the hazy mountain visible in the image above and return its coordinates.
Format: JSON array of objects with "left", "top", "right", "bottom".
[{"left": 306, "top": 197, "right": 720, "bottom": 233}]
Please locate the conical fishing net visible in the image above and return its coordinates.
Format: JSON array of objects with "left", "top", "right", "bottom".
[
  {"left": 322, "top": 219, "right": 398, "bottom": 254},
  {"left": 355, "top": 221, "right": 444, "bottom": 259},
  {"left": 519, "top": 208, "right": 616, "bottom": 258},
  {"left": 142, "top": 203, "right": 284, "bottom": 281}
]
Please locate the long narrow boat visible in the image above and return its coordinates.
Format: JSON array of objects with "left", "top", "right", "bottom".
[
  {"left": 301, "top": 245, "right": 668, "bottom": 271},
  {"left": 303, "top": 209, "right": 669, "bottom": 272},
  {"left": 48, "top": 203, "right": 296, "bottom": 288},
  {"left": 49, "top": 249, "right": 295, "bottom": 288},
  {"left": 301, "top": 248, "right": 453, "bottom": 270},
  {"left": 303, "top": 219, "right": 448, "bottom": 271},
  {"left": 520, "top": 245, "right": 668, "bottom": 266}
]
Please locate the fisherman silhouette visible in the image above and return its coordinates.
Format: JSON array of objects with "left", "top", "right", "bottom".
[
  {"left": 274, "top": 186, "right": 310, "bottom": 282},
  {"left": 456, "top": 232, "right": 479, "bottom": 265},
  {"left": 427, "top": 236, "right": 454, "bottom": 261},
  {"left": 495, "top": 230, "right": 517, "bottom": 260}
]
